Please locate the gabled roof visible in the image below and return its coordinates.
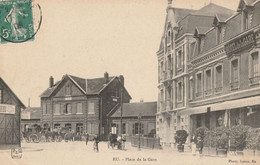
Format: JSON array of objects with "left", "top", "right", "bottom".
[
  {"left": 111, "top": 102, "right": 157, "bottom": 118},
  {"left": 22, "top": 107, "right": 41, "bottom": 119},
  {"left": 0, "top": 77, "right": 25, "bottom": 109},
  {"left": 194, "top": 27, "right": 209, "bottom": 36},
  {"left": 237, "top": 0, "right": 258, "bottom": 11},
  {"left": 40, "top": 74, "right": 131, "bottom": 99}
]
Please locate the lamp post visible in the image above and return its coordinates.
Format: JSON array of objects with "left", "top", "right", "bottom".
[{"left": 138, "top": 113, "right": 142, "bottom": 151}]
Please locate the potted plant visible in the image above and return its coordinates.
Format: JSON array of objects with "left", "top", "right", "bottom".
[
  {"left": 246, "top": 128, "right": 260, "bottom": 156},
  {"left": 174, "top": 130, "right": 188, "bottom": 152},
  {"left": 195, "top": 127, "right": 208, "bottom": 155},
  {"left": 211, "top": 126, "right": 229, "bottom": 157},
  {"left": 230, "top": 125, "right": 251, "bottom": 156}
]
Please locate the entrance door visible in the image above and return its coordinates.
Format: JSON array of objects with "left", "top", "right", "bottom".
[{"left": 76, "top": 123, "right": 83, "bottom": 134}]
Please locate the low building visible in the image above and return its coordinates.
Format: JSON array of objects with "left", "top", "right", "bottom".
[
  {"left": 39, "top": 72, "right": 131, "bottom": 140},
  {"left": 21, "top": 107, "right": 41, "bottom": 132},
  {"left": 109, "top": 102, "right": 157, "bottom": 137},
  {"left": 0, "top": 77, "right": 25, "bottom": 149}
]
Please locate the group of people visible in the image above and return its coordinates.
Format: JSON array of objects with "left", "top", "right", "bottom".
[{"left": 191, "top": 135, "right": 204, "bottom": 156}]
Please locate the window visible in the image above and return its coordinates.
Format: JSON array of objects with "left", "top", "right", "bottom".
[
  {"left": 167, "top": 31, "right": 171, "bottom": 44},
  {"left": 189, "top": 78, "right": 193, "bottom": 100},
  {"left": 88, "top": 122, "right": 95, "bottom": 134},
  {"left": 215, "top": 65, "right": 223, "bottom": 92},
  {"left": 132, "top": 123, "right": 144, "bottom": 135},
  {"left": 76, "top": 123, "right": 83, "bottom": 134},
  {"left": 174, "top": 126, "right": 177, "bottom": 131},
  {"left": 54, "top": 124, "right": 61, "bottom": 130},
  {"left": 174, "top": 119, "right": 177, "bottom": 123},
  {"left": 88, "top": 102, "right": 95, "bottom": 114},
  {"left": 181, "top": 126, "right": 184, "bottom": 130},
  {"left": 249, "top": 52, "right": 259, "bottom": 84},
  {"left": 166, "top": 86, "right": 172, "bottom": 108},
  {"left": 181, "top": 118, "right": 184, "bottom": 123},
  {"left": 198, "top": 38, "right": 204, "bottom": 53},
  {"left": 122, "top": 123, "right": 126, "bottom": 134},
  {"left": 77, "top": 103, "right": 83, "bottom": 114},
  {"left": 54, "top": 104, "right": 60, "bottom": 115},
  {"left": 42, "top": 103, "right": 47, "bottom": 114},
  {"left": 160, "top": 61, "right": 164, "bottom": 79},
  {"left": 177, "top": 82, "right": 182, "bottom": 102},
  {"left": 167, "top": 55, "right": 172, "bottom": 70},
  {"left": 196, "top": 73, "right": 202, "bottom": 97},
  {"left": 66, "top": 85, "right": 72, "bottom": 95},
  {"left": 216, "top": 27, "right": 222, "bottom": 44},
  {"left": 65, "top": 123, "right": 72, "bottom": 131},
  {"left": 177, "top": 49, "right": 182, "bottom": 69},
  {"left": 0, "top": 89, "right": 2, "bottom": 104},
  {"left": 160, "top": 89, "right": 164, "bottom": 111},
  {"left": 205, "top": 69, "right": 212, "bottom": 95},
  {"left": 65, "top": 103, "right": 72, "bottom": 114},
  {"left": 231, "top": 59, "right": 239, "bottom": 90}
]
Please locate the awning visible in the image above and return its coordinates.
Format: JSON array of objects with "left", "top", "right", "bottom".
[{"left": 178, "top": 95, "right": 260, "bottom": 116}]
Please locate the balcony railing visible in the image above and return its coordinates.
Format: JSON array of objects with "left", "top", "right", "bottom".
[
  {"left": 249, "top": 76, "right": 260, "bottom": 85},
  {"left": 215, "top": 86, "right": 223, "bottom": 93},
  {"left": 195, "top": 92, "right": 202, "bottom": 97},
  {"left": 230, "top": 81, "right": 239, "bottom": 90},
  {"left": 204, "top": 89, "right": 212, "bottom": 96}
]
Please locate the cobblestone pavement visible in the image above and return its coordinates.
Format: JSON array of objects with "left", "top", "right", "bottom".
[{"left": 0, "top": 141, "right": 259, "bottom": 165}]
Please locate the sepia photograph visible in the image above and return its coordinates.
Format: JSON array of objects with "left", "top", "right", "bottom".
[{"left": 0, "top": 0, "right": 260, "bottom": 164}]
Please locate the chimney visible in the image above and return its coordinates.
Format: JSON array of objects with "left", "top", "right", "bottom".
[
  {"left": 119, "top": 75, "right": 124, "bottom": 86},
  {"left": 168, "top": 0, "right": 172, "bottom": 7},
  {"left": 28, "top": 98, "right": 30, "bottom": 107},
  {"left": 104, "top": 72, "right": 109, "bottom": 83},
  {"left": 49, "top": 76, "right": 54, "bottom": 88}
]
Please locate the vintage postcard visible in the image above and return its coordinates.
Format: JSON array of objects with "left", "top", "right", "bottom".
[{"left": 0, "top": 0, "right": 260, "bottom": 165}]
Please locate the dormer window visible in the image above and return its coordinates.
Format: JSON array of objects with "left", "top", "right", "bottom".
[
  {"left": 216, "top": 26, "right": 222, "bottom": 44},
  {"left": 243, "top": 10, "right": 249, "bottom": 31}
]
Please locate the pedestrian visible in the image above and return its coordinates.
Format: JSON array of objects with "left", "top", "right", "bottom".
[
  {"left": 196, "top": 136, "right": 203, "bottom": 156},
  {"left": 93, "top": 135, "right": 99, "bottom": 152},
  {"left": 86, "top": 132, "right": 89, "bottom": 145},
  {"left": 107, "top": 132, "right": 112, "bottom": 148},
  {"left": 191, "top": 135, "right": 197, "bottom": 156}
]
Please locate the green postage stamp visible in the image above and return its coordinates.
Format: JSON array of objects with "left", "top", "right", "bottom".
[{"left": 0, "top": 0, "right": 41, "bottom": 43}]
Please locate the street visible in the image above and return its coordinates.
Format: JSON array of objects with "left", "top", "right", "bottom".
[{"left": 1, "top": 141, "right": 259, "bottom": 165}]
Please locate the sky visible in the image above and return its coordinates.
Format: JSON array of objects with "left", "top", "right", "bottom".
[{"left": 0, "top": 0, "right": 240, "bottom": 107}]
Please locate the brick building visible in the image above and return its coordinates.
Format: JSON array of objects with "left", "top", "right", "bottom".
[
  {"left": 109, "top": 102, "right": 157, "bottom": 137},
  {"left": 40, "top": 73, "right": 131, "bottom": 140},
  {"left": 156, "top": 0, "right": 235, "bottom": 145},
  {"left": 0, "top": 77, "right": 25, "bottom": 149}
]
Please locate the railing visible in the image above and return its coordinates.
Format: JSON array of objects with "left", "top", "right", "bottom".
[
  {"left": 230, "top": 81, "right": 239, "bottom": 90},
  {"left": 249, "top": 76, "right": 260, "bottom": 84},
  {"left": 204, "top": 89, "right": 212, "bottom": 96},
  {"left": 196, "top": 92, "right": 202, "bottom": 97},
  {"left": 215, "top": 86, "right": 223, "bottom": 93},
  {"left": 130, "top": 136, "right": 161, "bottom": 149}
]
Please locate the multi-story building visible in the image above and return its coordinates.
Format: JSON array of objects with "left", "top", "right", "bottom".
[
  {"left": 0, "top": 77, "right": 25, "bottom": 149},
  {"left": 156, "top": 0, "right": 235, "bottom": 145},
  {"left": 40, "top": 73, "right": 131, "bottom": 140},
  {"left": 181, "top": 0, "right": 260, "bottom": 134}
]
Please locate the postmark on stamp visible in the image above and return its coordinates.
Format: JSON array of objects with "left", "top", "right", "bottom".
[{"left": 0, "top": 0, "right": 42, "bottom": 43}]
